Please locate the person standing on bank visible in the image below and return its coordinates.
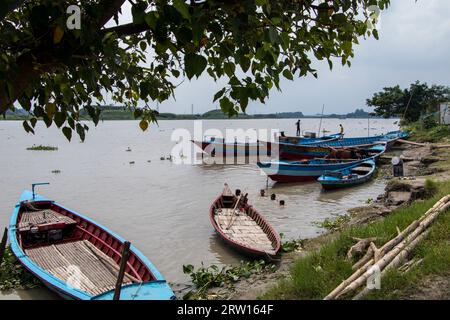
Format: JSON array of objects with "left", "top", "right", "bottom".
[{"left": 296, "top": 119, "right": 301, "bottom": 136}]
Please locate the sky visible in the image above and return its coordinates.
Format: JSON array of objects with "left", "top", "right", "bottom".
[{"left": 112, "top": 0, "right": 450, "bottom": 115}]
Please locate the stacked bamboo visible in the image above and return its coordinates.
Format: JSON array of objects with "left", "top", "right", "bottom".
[{"left": 324, "top": 194, "right": 450, "bottom": 300}]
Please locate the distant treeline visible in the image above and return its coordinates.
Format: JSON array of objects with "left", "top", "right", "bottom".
[{"left": 3, "top": 107, "right": 379, "bottom": 121}]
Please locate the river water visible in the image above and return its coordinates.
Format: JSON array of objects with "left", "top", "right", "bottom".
[{"left": 0, "top": 118, "right": 399, "bottom": 299}]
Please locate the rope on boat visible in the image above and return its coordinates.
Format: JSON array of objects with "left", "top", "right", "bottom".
[{"left": 22, "top": 200, "right": 41, "bottom": 212}]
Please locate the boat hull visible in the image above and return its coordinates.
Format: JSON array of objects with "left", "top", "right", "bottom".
[
  {"left": 277, "top": 131, "right": 408, "bottom": 160},
  {"left": 209, "top": 187, "right": 281, "bottom": 260},
  {"left": 318, "top": 160, "right": 376, "bottom": 190},
  {"left": 258, "top": 145, "right": 384, "bottom": 183},
  {"left": 9, "top": 190, "right": 175, "bottom": 300},
  {"left": 257, "top": 161, "right": 369, "bottom": 182}
]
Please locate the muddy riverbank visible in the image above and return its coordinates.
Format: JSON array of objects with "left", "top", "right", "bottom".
[{"left": 199, "top": 141, "right": 450, "bottom": 300}]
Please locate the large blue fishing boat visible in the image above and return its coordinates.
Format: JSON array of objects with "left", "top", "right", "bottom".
[{"left": 257, "top": 144, "right": 385, "bottom": 183}]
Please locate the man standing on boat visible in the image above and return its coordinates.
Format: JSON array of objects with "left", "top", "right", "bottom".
[
  {"left": 295, "top": 119, "right": 301, "bottom": 136},
  {"left": 339, "top": 124, "right": 344, "bottom": 136}
]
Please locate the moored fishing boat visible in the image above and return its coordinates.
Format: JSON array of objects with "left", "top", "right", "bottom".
[
  {"left": 192, "top": 132, "right": 341, "bottom": 158},
  {"left": 276, "top": 130, "right": 408, "bottom": 160},
  {"left": 8, "top": 187, "right": 175, "bottom": 300},
  {"left": 209, "top": 184, "right": 281, "bottom": 259},
  {"left": 317, "top": 160, "right": 376, "bottom": 190},
  {"left": 257, "top": 144, "right": 385, "bottom": 183},
  {"left": 277, "top": 132, "right": 343, "bottom": 145},
  {"left": 309, "top": 130, "right": 408, "bottom": 148}
]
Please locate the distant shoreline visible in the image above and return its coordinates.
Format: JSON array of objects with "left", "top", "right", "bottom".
[{"left": 2, "top": 107, "right": 394, "bottom": 121}]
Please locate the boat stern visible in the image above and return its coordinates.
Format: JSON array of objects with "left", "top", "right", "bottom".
[{"left": 91, "top": 281, "right": 176, "bottom": 300}]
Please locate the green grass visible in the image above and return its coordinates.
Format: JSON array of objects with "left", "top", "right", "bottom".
[
  {"left": 261, "top": 180, "right": 450, "bottom": 300},
  {"left": 404, "top": 122, "right": 450, "bottom": 143}
]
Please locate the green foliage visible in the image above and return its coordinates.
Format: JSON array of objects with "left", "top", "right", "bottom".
[
  {"left": 424, "top": 179, "right": 438, "bottom": 198},
  {"left": 183, "top": 260, "right": 276, "bottom": 299},
  {"left": 26, "top": 144, "right": 58, "bottom": 151},
  {"left": 404, "top": 121, "right": 450, "bottom": 143},
  {"left": 0, "top": 0, "right": 391, "bottom": 140},
  {"left": 0, "top": 246, "right": 41, "bottom": 291},
  {"left": 421, "top": 114, "right": 438, "bottom": 130},
  {"left": 315, "top": 214, "right": 351, "bottom": 231},
  {"left": 367, "top": 81, "right": 450, "bottom": 122},
  {"left": 262, "top": 180, "right": 450, "bottom": 300},
  {"left": 280, "top": 233, "right": 305, "bottom": 253}
]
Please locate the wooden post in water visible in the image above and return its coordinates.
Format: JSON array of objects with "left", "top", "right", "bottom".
[
  {"left": 0, "top": 227, "right": 8, "bottom": 266},
  {"left": 113, "top": 241, "right": 131, "bottom": 300}
]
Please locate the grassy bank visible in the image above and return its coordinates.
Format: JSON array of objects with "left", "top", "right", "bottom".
[
  {"left": 404, "top": 121, "right": 450, "bottom": 143},
  {"left": 261, "top": 180, "right": 450, "bottom": 300}
]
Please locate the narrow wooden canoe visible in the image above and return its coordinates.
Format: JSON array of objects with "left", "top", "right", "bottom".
[
  {"left": 317, "top": 160, "right": 376, "bottom": 190},
  {"left": 209, "top": 184, "right": 281, "bottom": 259},
  {"left": 9, "top": 190, "right": 175, "bottom": 300}
]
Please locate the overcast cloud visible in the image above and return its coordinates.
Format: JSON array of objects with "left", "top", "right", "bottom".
[{"left": 113, "top": 0, "right": 450, "bottom": 115}]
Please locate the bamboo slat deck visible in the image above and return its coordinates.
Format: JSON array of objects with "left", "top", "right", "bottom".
[
  {"left": 214, "top": 208, "right": 275, "bottom": 254},
  {"left": 18, "top": 209, "right": 76, "bottom": 232},
  {"left": 26, "top": 240, "right": 135, "bottom": 296}
]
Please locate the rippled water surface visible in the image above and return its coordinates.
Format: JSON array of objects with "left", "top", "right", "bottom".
[{"left": 0, "top": 118, "right": 399, "bottom": 299}]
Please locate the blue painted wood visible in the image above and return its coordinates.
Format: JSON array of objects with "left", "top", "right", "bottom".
[
  {"left": 317, "top": 160, "right": 376, "bottom": 189},
  {"left": 257, "top": 144, "right": 385, "bottom": 182},
  {"left": 309, "top": 130, "right": 408, "bottom": 147},
  {"left": 8, "top": 190, "right": 175, "bottom": 300}
]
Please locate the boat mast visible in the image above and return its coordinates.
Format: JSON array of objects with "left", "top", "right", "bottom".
[{"left": 318, "top": 104, "right": 325, "bottom": 137}]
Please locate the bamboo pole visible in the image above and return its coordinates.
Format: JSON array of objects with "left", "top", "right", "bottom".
[
  {"left": 352, "top": 220, "right": 420, "bottom": 270},
  {"left": 352, "top": 229, "right": 430, "bottom": 300},
  {"left": 226, "top": 194, "right": 243, "bottom": 230},
  {"left": 326, "top": 195, "right": 450, "bottom": 300},
  {"left": 336, "top": 198, "right": 450, "bottom": 298},
  {"left": 0, "top": 227, "right": 7, "bottom": 266},
  {"left": 352, "top": 195, "right": 450, "bottom": 271},
  {"left": 113, "top": 241, "right": 131, "bottom": 300},
  {"left": 397, "top": 139, "right": 428, "bottom": 146}
]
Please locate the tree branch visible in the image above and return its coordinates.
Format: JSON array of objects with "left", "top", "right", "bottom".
[
  {"left": 101, "top": 22, "right": 150, "bottom": 37},
  {"left": 97, "top": 0, "right": 127, "bottom": 27}
]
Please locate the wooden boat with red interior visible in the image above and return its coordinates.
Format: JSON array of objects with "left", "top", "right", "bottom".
[
  {"left": 8, "top": 186, "right": 175, "bottom": 300},
  {"left": 209, "top": 184, "right": 281, "bottom": 259}
]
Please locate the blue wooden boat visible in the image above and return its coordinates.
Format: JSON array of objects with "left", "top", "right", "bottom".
[
  {"left": 310, "top": 130, "right": 408, "bottom": 148},
  {"left": 317, "top": 160, "right": 376, "bottom": 190},
  {"left": 257, "top": 144, "right": 385, "bottom": 183},
  {"left": 192, "top": 133, "right": 342, "bottom": 158},
  {"left": 9, "top": 188, "right": 175, "bottom": 300},
  {"left": 276, "top": 130, "right": 408, "bottom": 160},
  {"left": 277, "top": 133, "right": 343, "bottom": 145}
]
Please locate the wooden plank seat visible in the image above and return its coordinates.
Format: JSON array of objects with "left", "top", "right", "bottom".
[
  {"left": 214, "top": 208, "right": 275, "bottom": 254},
  {"left": 25, "top": 240, "right": 136, "bottom": 296},
  {"left": 18, "top": 209, "right": 76, "bottom": 232}
]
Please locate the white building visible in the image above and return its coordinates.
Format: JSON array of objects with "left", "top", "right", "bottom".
[{"left": 440, "top": 102, "right": 450, "bottom": 125}]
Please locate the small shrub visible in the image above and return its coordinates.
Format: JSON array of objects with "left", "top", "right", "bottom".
[
  {"left": 421, "top": 114, "right": 438, "bottom": 130},
  {"left": 424, "top": 179, "right": 438, "bottom": 198}
]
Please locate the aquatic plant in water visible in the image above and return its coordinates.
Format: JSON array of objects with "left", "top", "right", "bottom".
[
  {"left": 26, "top": 145, "right": 58, "bottom": 151},
  {"left": 0, "top": 246, "right": 41, "bottom": 291},
  {"left": 182, "top": 260, "right": 276, "bottom": 299}
]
